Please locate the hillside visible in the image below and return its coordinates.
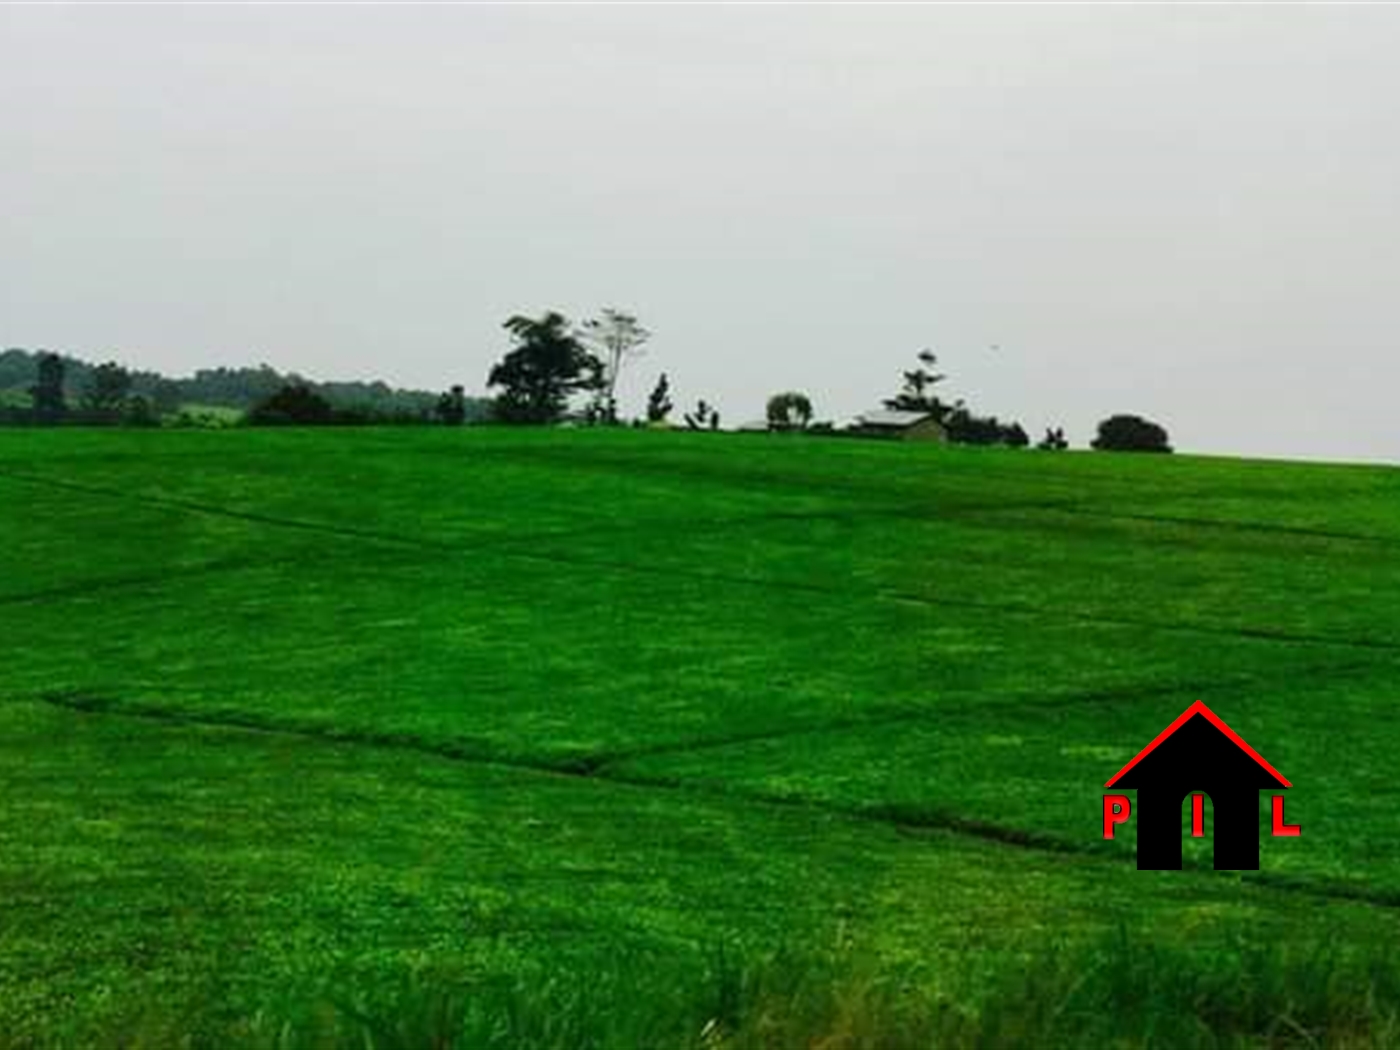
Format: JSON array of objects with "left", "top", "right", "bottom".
[{"left": 3, "top": 428, "right": 1400, "bottom": 1046}]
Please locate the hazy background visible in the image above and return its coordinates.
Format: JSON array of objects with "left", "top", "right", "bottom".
[{"left": 3, "top": 5, "right": 1396, "bottom": 462}]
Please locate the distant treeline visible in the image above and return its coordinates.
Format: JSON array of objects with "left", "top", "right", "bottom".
[
  {"left": 0, "top": 349, "right": 491, "bottom": 426},
  {"left": 2, "top": 328, "right": 1172, "bottom": 452}
]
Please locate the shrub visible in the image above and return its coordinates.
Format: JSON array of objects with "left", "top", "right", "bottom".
[
  {"left": 944, "top": 408, "right": 1029, "bottom": 447},
  {"left": 246, "top": 384, "right": 337, "bottom": 426},
  {"left": 1091, "top": 414, "right": 1172, "bottom": 453}
]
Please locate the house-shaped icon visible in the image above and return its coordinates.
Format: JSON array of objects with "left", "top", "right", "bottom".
[{"left": 1105, "top": 701, "right": 1291, "bottom": 870}]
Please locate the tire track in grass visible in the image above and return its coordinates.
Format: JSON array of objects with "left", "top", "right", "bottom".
[
  {"left": 491, "top": 543, "right": 1400, "bottom": 656},
  {"left": 0, "top": 554, "right": 326, "bottom": 608},
  {"left": 0, "top": 464, "right": 1086, "bottom": 553},
  {"left": 13, "top": 682, "right": 1400, "bottom": 913},
  {"left": 582, "top": 654, "right": 1391, "bottom": 772},
  {"left": 0, "top": 468, "right": 456, "bottom": 554},
  {"left": 957, "top": 504, "right": 1400, "bottom": 550},
  {"left": 4, "top": 468, "right": 1399, "bottom": 652}
]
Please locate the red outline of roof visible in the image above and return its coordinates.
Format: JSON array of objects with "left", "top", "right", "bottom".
[{"left": 1104, "top": 700, "right": 1291, "bottom": 788}]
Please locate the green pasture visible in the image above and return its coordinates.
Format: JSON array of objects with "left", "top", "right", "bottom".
[{"left": 2, "top": 427, "right": 1399, "bottom": 1046}]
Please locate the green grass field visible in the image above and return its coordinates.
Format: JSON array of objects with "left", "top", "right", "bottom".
[{"left": 3, "top": 428, "right": 1400, "bottom": 1047}]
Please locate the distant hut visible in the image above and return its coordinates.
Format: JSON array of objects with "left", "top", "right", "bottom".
[{"left": 851, "top": 409, "right": 948, "bottom": 442}]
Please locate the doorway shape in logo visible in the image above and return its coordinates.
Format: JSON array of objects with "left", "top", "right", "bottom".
[{"left": 1102, "top": 701, "right": 1298, "bottom": 871}]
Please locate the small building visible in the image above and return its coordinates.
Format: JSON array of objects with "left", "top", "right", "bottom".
[{"left": 851, "top": 409, "right": 948, "bottom": 442}]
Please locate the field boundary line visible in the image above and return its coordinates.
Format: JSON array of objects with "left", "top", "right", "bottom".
[
  {"left": 0, "top": 467, "right": 457, "bottom": 553},
  {"left": 585, "top": 655, "right": 1390, "bottom": 772},
  {"left": 15, "top": 686, "right": 1400, "bottom": 914},
  {"left": 962, "top": 504, "right": 1400, "bottom": 549},
  {"left": 0, "top": 554, "right": 322, "bottom": 609}
]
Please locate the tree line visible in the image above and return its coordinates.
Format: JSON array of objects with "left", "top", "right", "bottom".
[
  {"left": 1, "top": 313, "right": 1172, "bottom": 452},
  {"left": 0, "top": 349, "right": 488, "bottom": 428},
  {"left": 477, "top": 312, "right": 1171, "bottom": 452}
]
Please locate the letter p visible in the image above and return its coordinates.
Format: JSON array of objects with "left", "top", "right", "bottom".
[{"left": 1103, "top": 794, "right": 1131, "bottom": 839}]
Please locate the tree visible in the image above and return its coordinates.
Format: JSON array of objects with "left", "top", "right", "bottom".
[
  {"left": 436, "top": 384, "right": 467, "bottom": 425},
  {"left": 488, "top": 312, "right": 602, "bottom": 424},
  {"left": 1037, "top": 426, "right": 1069, "bottom": 451},
  {"left": 246, "top": 384, "right": 336, "bottom": 426},
  {"left": 123, "top": 395, "right": 159, "bottom": 428},
  {"left": 83, "top": 361, "right": 133, "bottom": 415},
  {"left": 884, "top": 349, "right": 953, "bottom": 420},
  {"left": 150, "top": 379, "right": 183, "bottom": 417},
  {"left": 943, "top": 407, "right": 1027, "bottom": 446},
  {"left": 30, "top": 352, "right": 67, "bottom": 424},
  {"left": 646, "top": 373, "right": 673, "bottom": 424},
  {"left": 766, "top": 391, "right": 813, "bottom": 432},
  {"left": 579, "top": 308, "right": 650, "bottom": 422},
  {"left": 1091, "top": 414, "right": 1172, "bottom": 453}
]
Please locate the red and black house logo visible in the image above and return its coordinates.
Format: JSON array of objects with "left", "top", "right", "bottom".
[{"left": 1102, "top": 701, "right": 1300, "bottom": 870}]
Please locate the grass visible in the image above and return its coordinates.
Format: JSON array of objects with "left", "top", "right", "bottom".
[{"left": 2, "top": 426, "right": 1400, "bottom": 1045}]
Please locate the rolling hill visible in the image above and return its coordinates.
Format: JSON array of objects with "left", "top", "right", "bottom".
[{"left": 2, "top": 427, "right": 1399, "bottom": 1047}]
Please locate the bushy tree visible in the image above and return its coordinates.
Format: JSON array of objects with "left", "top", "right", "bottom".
[
  {"left": 488, "top": 312, "right": 602, "bottom": 424},
  {"left": 1092, "top": 414, "right": 1172, "bottom": 453},
  {"left": 944, "top": 407, "right": 1027, "bottom": 446},
  {"left": 246, "top": 384, "right": 336, "bottom": 426},
  {"left": 1038, "top": 426, "right": 1069, "bottom": 451},
  {"left": 83, "top": 361, "right": 133, "bottom": 414},
  {"left": 646, "top": 373, "right": 673, "bottom": 424},
  {"left": 766, "top": 391, "right": 813, "bottom": 432}
]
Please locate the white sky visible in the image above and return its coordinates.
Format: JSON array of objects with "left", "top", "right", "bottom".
[{"left": 2, "top": 5, "right": 1398, "bottom": 461}]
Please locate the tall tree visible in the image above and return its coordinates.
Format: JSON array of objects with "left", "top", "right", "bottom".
[
  {"left": 646, "top": 373, "right": 673, "bottom": 424},
  {"left": 30, "top": 352, "right": 67, "bottom": 424},
  {"left": 579, "top": 308, "right": 650, "bottom": 421},
  {"left": 884, "top": 349, "right": 953, "bottom": 419},
  {"left": 488, "top": 312, "right": 602, "bottom": 425}
]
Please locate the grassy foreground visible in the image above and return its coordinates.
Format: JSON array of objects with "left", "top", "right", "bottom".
[{"left": 2, "top": 427, "right": 1400, "bottom": 1046}]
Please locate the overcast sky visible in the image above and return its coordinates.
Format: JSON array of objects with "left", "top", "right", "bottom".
[{"left": 3, "top": 5, "right": 1397, "bottom": 462}]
